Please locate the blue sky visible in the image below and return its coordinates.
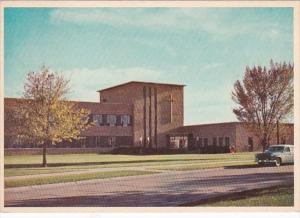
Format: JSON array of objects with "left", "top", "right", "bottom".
[{"left": 4, "top": 8, "right": 293, "bottom": 125}]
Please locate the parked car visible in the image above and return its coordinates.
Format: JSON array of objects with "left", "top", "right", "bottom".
[{"left": 255, "top": 144, "right": 294, "bottom": 167}]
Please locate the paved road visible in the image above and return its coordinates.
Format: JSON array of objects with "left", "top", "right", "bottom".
[{"left": 5, "top": 165, "right": 293, "bottom": 207}]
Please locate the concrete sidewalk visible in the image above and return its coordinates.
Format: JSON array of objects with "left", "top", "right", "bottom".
[{"left": 5, "top": 165, "right": 293, "bottom": 207}]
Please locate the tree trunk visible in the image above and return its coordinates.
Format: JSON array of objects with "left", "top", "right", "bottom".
[
  {"left": 262, "top": 142, "right": 266, "bottom": 152},
  {"left": 276, "top": 121, "right": 280, "bottom": 144},
  {"left": 42, "top": 142, "right": 47, "bottom": 167},
  {"left": 261, "top": 133, "right": 268, "bottom": 152}
]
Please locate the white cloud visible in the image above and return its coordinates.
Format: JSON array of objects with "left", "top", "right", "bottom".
[
  {"left": 62, "top": 66, "right": 164, "bottom": 101},
  {"left": 268, "top": 28, "right": 282, "bottom": 41},
  {"left": 49, "top": 8, "right": 232, "bottom": 35},
  {"left": 183, "top": 84, "right": 237, "bottom": 125},
  {"left": 50, "top": 8, "right": 195, "bottom": 27},
  {"left": 201, "top": 62, "right": 224, "bottom": 71},
  {"left": 49, "top": 8, "right": 287, "bottom": 41}
]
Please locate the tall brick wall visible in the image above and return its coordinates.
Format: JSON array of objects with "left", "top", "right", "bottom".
[
  {"left": 99, "top": 83, "right": 142, "bottom": 147},
  {"left": 99, "top": 82, "right": 184, "bottom": 148}
]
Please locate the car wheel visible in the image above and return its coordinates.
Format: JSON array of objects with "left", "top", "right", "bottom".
[{"left": 275, "top": 158, "right": 282, "bottom": 167}]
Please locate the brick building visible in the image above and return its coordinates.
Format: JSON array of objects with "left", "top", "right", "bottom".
[
  {"left": 4, "top": 81, "right": 184, "bottom": 153},
  {"left": 4, "top": 81, "right": 294, "bottom": 154},
  {"left": 168, "top": 122, "right": 294, "bottom": 153}
]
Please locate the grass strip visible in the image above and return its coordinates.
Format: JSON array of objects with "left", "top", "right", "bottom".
[
  {"left": 151, "top": 161, "right": 256, "bottom": 171},
  {"left": 5, "top": 158, "right": 255, "bottom": 177},
  {"left": 5, "top": 152, "right": 256, "bottom": 165},
  {"left": 198, "top": 185, "right": 294, "bottom": 206},
  {"left": 5, "top": 170, "right": 157, "bottom": 188}
]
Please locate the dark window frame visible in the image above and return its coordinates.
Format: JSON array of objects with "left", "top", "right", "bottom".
[
  {"left": 219, "top": 137, "right": 223, "bottom": 146},
  {"left": 213, "top": 137, "right": 217, "bottom": 146},
  {"left": 225, "top": 137, "right": 230, "bottom": 146}
]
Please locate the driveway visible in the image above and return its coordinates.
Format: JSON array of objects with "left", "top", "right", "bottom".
[{"left": 4, "top": 165, "right": 293, "bottom": 207}]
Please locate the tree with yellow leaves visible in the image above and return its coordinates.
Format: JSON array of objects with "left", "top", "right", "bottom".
[{"left": 14, "top": 66, "right": 91, "bottom": 167}]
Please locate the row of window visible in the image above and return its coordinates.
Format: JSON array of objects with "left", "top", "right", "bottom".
[
  {"left": 169, "top": 136, "right": 188, "bottom": 148},
  {"left": 194, "top": 136, "right": 230, "bottom": 147},
  {"left": 169, "top": 136, "right": 231, "bottom": 148},
  {"left": 79, "top": 136, "right": 132, "bottom": 147},
  {"left": 92, "top": 114, "right": 132, "bottom": 127},
  {"left": 4, "top": 135, "right": 133, "bottom": 148}
]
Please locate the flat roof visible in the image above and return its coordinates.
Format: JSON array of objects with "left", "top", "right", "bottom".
[
  {"left": 4, "top": 97, "right": 129, "bottom": 106},
  {"left": 182, "top": 121, "right": 294, "bottom": 128},
  {"left": 171, "top": 121, "right": 294, "bottom": 133},
  {"left": 97, "top": 81, "right": 185, "bottom": 92},
  {"left": 183, "top": 122, "right": 240, "bottom": 127}
]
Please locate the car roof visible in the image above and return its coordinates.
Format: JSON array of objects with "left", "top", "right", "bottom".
[{"left": 270, "top": 144, "right": 294, "bottom": 147}]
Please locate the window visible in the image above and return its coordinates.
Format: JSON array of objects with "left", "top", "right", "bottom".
[
  {"left": 219, "top": 137, "right": 223, "bottom": 146},
  {"left": 86, "top": 136, "right": 97, "bottom": 148},
  {"left": 196, "top": 137, "right": 203, "bottom": 147},
  {"left": 169, "top": 136, "right": 188, "bottom": 149},
  {"left": 213, "top": 137, "right": 217, "bottom": 146},
  {"left": 204, "top": 138, "right": 208, "bottom": 146},
  {"left": 96, "top": 136, "right": 101, "bottom": 147},
  {"left": 108, "top": 136, "right": 116, "bottom": 147},
  {"left": 225, "top": 137, "right": 230, "bottom": 146},
  {"left": 121, "top": 115, "right": 131, "bottom": 127},
  {"left": 92, "top": 114, "right": 131, "bottom": 127},
  {"left": 4, "top": 136, "right": 11, "bottom": 148},
  {"left": 116, "top": 115, "right": 121, "bottom": 126},
  {"left": 199, "top": 138, "right": 203, "bottom": 147},
  {"left": 116, "top": 136, "right": 133, "bottom": 146},
  {"left": 93, "top": 114, "right": 102, "bottom": 127},
  {"left": 268, "top": 146, "right": 284, "bottom": 152},
  {"left": 284, "top": 147, "right": 290, "bottom": 152},
  {"left": 14, "top": 135, "right": 23, "bottom": 148},
  {"left": 85, "top": 114, "right": 93, "bottom": 124},
  {"left": 101, "top": 114, "right": 107, "bottom": 126},
  {"left": 107, "top": 115, "right": 117, "bottom": 126}
]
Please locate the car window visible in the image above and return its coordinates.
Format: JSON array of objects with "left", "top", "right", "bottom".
[
  {"left": 284, "top": 147, "right": 290, "bottom": 152},
  {"left": 268, "top": 146, "right": 284, "bottom": 152}
]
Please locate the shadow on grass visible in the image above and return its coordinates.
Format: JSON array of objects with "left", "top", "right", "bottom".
[
  {"left": 224, "top": 164, "right": 261, "bottom": 169},
  {"left": 224, "top": 163, "right": 294, "bottom": 169},
  {"left": 181, "top": 184, "right": 294, "bottom": 206},
  {"left": 5, "top": 191, "right": 197, "bottom": 207}
]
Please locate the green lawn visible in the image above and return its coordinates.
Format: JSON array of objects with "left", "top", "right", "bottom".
[
  {"left": 5, "top": 170, "right": 157, "bottom": 188},
  {"left": 4, "top": 152, "right": 257, "bottom": 187},
  {"left": 151, "top": 161, "right": 256, "bottom": 171},
  {"left": 5, "top": 152, "right": 256, "bottom": 177},
  {"left": 5, "top": 152, "right": 255, "bottom": 165},
  {"left": 199, "top": 185, "right": 294, "bottom": 206}
]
